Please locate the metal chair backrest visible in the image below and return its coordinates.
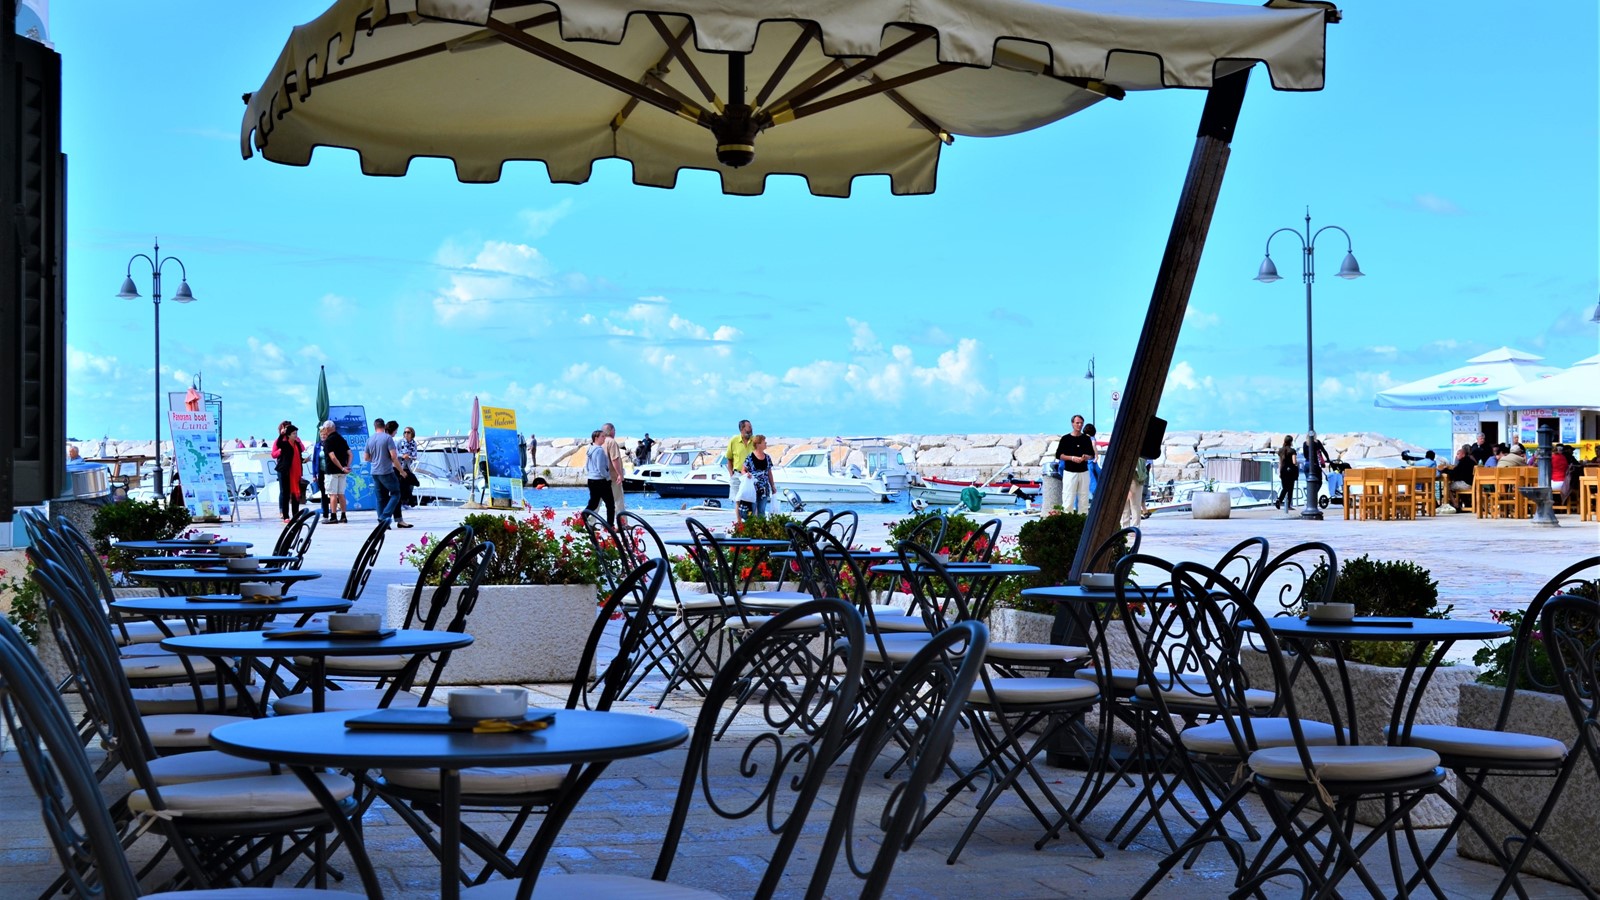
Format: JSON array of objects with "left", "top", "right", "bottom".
[
  {"left": 894, "top": 540, "right": 975, "bottom": 631},
  {"left": 1538, "top": 592, "right": 1600, "bottom": 766},
  {"left": 807, "top": 621, "right": 987, "bottom": 899},
  {"left": 568, "top": 558, "right": 667, "bottom": 712},
  {"left": 1084, "top": 525, "right": 1142, "bottom": 573},
  {"left": 553, "top": 599, "right": 861, "bottom": 900},
  {"left": 1496, "top": 557, "right": 1600, "bottom": 729},
  {"left": 400, "top": 524, "right": 475, "bottom": 629},
  {"left": 903, "top": 511, "right": 948, "bottom": 554},
  {"left": 271, "top": 508, "right": 321, "bottom": 568},
  {"left": 951, "top": 517, "right": 1002, "bottom": 563},
  {"left": 1248, "top": 541, "right": 1338, "bottom": 616},
  {"left": 580, "top": 509, "right": 629, "bottom": 596},
  {"left": 616, "top": 511, "right": 681, "bottom": 604},
  {"left": 1209, "top": 536, "right": 1271, "bottom": 594},
  {"left": 339, "top": 521, "right": 389, "bottom": 601},
  {"left": 823, "top": 508, "right": 859, "bottom": 547},
  {"left": 684, "top": 516, "right": 742, "bottom": 611},
  {"left": 0, "top": 616, "right": 148, "bottom": 898}
]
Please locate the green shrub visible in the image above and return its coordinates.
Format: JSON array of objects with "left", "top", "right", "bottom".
[
  {"left": 402, "top": 509, "right": 598, "bottom": 586},
  {"left": 1305, "top": 554, "right": 1451, "bottom": 667},
  {"left": 885, "top": 510, "right": 984, "bottom": 552},
  {"left": 91, "top": 499, "right": 191, "bottom": 577},
  {"left": 0, "top": 560, "right": 44, "bottom": 645},
  {"left": 996, "top": 511, "right": 1124, "bottom": 615}
]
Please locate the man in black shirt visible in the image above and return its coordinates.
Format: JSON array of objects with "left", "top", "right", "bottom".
[
  {"left": 1055, "top": 415, "right": 1095, "bottom": 513},
  {"left": 320, "top": 421, "right": 352, "bottom": 524},
  {"left": 1469, "top": 432, "right": 1494, "bottom": 465}
]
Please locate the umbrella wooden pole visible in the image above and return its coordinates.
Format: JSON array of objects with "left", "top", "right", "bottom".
[{"left": 1071, "top": 68, "right": 1249, "bottom": 578}]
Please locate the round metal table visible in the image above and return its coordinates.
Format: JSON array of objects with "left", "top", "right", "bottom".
[
  {"left": 209, "top": 709, "right": 689, "bottom": 900},
  {"left": 130, "top": 567, "right": 323, "bottom": 597}
]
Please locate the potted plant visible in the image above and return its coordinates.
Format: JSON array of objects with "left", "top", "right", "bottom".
[
  {"left": 1454, "top": 581, "right": 1599, "bottom": 885},
  {"left": 1241, "top": 554, "right": 1474, "bottom": 826},
  {"left": 388, "top": 508, "right": 600, "bottom": 684},
  {"left": 1190, "top": 478, "right": 1231, "bottom": 519},
  {"left": 90, "top": 498, "right": 191, "bottom": 582}
]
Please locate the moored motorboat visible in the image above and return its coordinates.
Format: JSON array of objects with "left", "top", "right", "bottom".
[
  {"left": 908, "top": 470, "right": 1039, "bottom": 508},
  {"left": 773, "top": 450, "right": 896, "bottom": 504}
]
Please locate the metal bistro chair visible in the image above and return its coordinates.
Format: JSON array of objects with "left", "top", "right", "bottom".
[
  {"left": 456, "top": 598, "right": 865, "bottom": 900},
  {"left": 0, "top": 615, "right": 375, "bottom": 898},
  {"left": 1537, "top": 592, "right": 1600, "bottom": 899},
  {"left": 613, "top": 510, "right": 706, "bottom": 699},
  {"left": 271, "top": 508, "right": 322, "bottom": 570},
  {"left": 1393, "top": 557, "right": 1600, "bottom": 899},
  {"left": 376, "top": 559, "right": 668, "bottom": 886}
]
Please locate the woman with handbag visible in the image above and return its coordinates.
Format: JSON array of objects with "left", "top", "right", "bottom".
[
  {"left": 740, "top": 435, "right": 776, "bottom": 519},
  {"left": 272, "top": 422, "right": 306, "bottom": 523}
]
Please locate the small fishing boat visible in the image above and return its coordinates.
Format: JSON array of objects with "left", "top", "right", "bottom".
[{"left": 908, "top": 468, "right": 1039, "bottom": 508}]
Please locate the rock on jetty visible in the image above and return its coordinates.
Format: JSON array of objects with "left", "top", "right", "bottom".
[{"left": 523, "top": 431, "right": 1428, "bottom": 487}]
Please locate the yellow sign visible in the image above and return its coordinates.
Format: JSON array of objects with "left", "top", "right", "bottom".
[{"left": 482, "top": 406, "right": 517, "bottom": 430}]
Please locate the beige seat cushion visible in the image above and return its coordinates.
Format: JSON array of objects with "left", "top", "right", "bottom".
[
  {"left": 383, "top": 764, "right": 566, "bottom": 794},
  {"left": 1132, "top": 681, "right": 1275, "bottom": 709},
  {"left": 868, "top": 614, "right": 930, "bottom": 633},
  {"left": 725, "top": 613, "right": 824, "bottom": 632},
  {"left": 984, "top": 642, "right": 1089, "bottom": 663},
  {"left": 272, "top": 689, "right": 426, "bottom": 716},
  {"left": 122, "top": 655, "right": 218, "bottom": 680},
  {"left": 971, "top": 676, "right": 1098, "bottom": 706},
  {"left": 299, "top": 654, "right": 410, "bottom": 674},
  {"left": 1180, "top": 717, "right": 1343, "bottom": 756},
  {"left": 462, "top": 873, "right": 721, "bottom": 899},
  {"left": 144, "top": 713, "right": 252, "bottom": 750},
  {"left": 1249, "top": 745, "right": 1441, "bottom": 782},
  {"left": 132, "top": 683, "right": 260, "bottom": 715},
  {"left": 1072, "top": 667, "right": 1146, "bottom": 691},
  {"left": 660, "top": 596, "right": 724, "bottom": 612},
  {"left": 145, "top": 888, "right": 361, "bottom": 898},
  {"left": 1391, "top": 724, "right": 1567, "bottom": 762},
  {"left": 114, "top": 619, "right": 193, "bottom": 644},
  {"left": 128, "top": 772, "right": 354, "bottom": 818},
  {"left": 742, "top": 589, "right": 813, "bottom": 604},
  {"left": 843, "top": 633, "right": 932, "bottom": 665},
  {"left": 135, "top": 750, "right": 277, "bottom": 786},
  {"left": 119, "top": 643, "right": 179, "bottom": 658}
]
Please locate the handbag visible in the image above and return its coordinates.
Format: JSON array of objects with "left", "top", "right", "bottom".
[{"left": 735, "top": 474, "right": 759, "bottom": 504}]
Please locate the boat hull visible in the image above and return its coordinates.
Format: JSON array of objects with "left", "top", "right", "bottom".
[{"left": 909, "top": 485, "right": 1028, "bottom": 508}]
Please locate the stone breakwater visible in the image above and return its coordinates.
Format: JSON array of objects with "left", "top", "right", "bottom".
[{"left": 524, "top": 430, "right": 1428, "bottom": 486}]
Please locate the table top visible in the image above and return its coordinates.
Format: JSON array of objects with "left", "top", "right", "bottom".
[
  {"left": 663, "top": 536, "right": 790, "bottom": 549},
  {"left": 209, "top": 708, "right": 689, "bottom": 770},
  {"left": 1021, "top": 583, "right": 1174, "bottom": 603},
  {"left": 131, "top": 568, "right": 323, "bottom": 585},
  {"left": 769, "top": 549, "right": 899, "bottom": 563},
  {"left": 1243, "top": 616, "right": 1510, "bottom": 642},
  {"left": 115, "top": 539, "right": 253, "bottom": 552},
  {"left": 872, "top": 562, "right": 1040, "bottom": 577},
  {"left": 113, "top": 596, "right": 352, "bottom": 617},
  {"left": 162, "top": 628, "right": 471, "bottom": 658},
  {"left": 130, "top": 554, "right": 300, "bottom": 567}
]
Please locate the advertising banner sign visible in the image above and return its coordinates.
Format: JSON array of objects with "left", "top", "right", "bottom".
[
  {"left": 168, "top": 411, "right": 230, "bottom": 520},
  {"left": 327, "top": 405, "right": 374, "bottom": 511},
  {"left": 482, "top": 406, "right": 524, "bottom": 508}
]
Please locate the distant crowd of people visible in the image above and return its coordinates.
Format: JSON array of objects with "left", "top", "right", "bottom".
[
  {"left": 265, "top": 417, "right": 418, "bottom": 528},
  {"left": 1437, "top": 432, "right": 1585, "bottom": 505}
]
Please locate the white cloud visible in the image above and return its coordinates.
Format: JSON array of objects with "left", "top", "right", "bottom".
[
  {"left": 433, "top": 240, "right": 559, "bottom": 324},
  {"left": 1166, "top": 360, "right": 1213, "bottom": 392},
  {"left": 1184, "top": 307, "right": 1221, "bottom": 329},
  {"left": 1413, "top": 193, "right": 1463, "bottom": 216},
  {"left": 67, "top": 345, "right": 119, "bottom": 377},
  {"left": 518, "top": 200, "right": 574, "bottom": 238}
]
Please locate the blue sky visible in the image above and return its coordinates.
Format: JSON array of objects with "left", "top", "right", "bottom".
[{"left": 46, "top": 2, "right": 1599, "bottom": 448}]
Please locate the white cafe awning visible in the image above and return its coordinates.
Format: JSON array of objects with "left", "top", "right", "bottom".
[
  {"left": 1496, "top": 354, "right": 1600, "bottom": 410},
  {"left": 1373, "top": 347, "right": 1564, "bottom": 412}
]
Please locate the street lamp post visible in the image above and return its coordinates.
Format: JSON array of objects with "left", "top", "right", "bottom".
[
  {"left": 117, "top": 239, "right": 197, "bottom": 500},
  {"left": 1254, "top": 208, "right": 1363, "bottom": 520},
  {"left": 1084, "top": 357, "right": 1097, "bottom": 425}
]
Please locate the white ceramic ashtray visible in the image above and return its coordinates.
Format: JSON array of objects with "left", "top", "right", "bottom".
[
  {"left": 449, "top": 688, "right": 528, "bottom": 720},
  {"left": 225, "top": 556, "right": 259, "bottom": 571},
  {"left": 328, "top": 613, "right": 382, "bottom": 633},
  {"left": 238, "top": 581, "right": 280, "bottom": 597},
  {"left": 192, "top": 532, "right": 221, "bottom": 542},
  {"left": 1079, "top": 573, "right": 1116, "bottom": 590},
  {"left": 217, "top": 544, "right": 250, "bottom": 557},
  {"left": 1307, "top": 602, "right": 1356, "bottom": 622}
]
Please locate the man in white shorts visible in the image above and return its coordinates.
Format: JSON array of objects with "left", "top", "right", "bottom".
[{"left": 320, "top": 421, "right": 352, "bottom": 524}]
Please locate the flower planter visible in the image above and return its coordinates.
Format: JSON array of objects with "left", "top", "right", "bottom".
[
  {"left": 1240, "top": 649, "right": 1478, "bottom": 826},
  {"left": 1190, "top": 491, "right": 1231, "bottom": 519},
  {"left": 988, "top": 608, "right": 1055, "bottom": 645},
  {"left": 1454, "top": 682, "right": 1597, "bottom": 889},
  {"left": 386, "top": 583, "right": 597, "bottom": 685}
]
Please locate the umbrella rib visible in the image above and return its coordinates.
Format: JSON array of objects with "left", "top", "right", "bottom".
[
  {"left": 863, "top": 74, "right": 953, "bottom": 143},
  {"left": 611, "top": 25, "right": 696, "bottom": 131},
  {"left": 765, "top": 29, "right": 934, "bottom": 119},
  {"left": 310, "top": 12, "right": 560, "bottom": 90},
  {"left": 644, "top": 13, "right": 721, "bottom": 110},
  {"left": 753, "top": 23, "right": 819, "bottom": 108},
  {"left": 483, "top": 17, "right": 713, "bottom": 128},
  {"left": 782, "top": 63, "right": 961, "bottom": 128}
]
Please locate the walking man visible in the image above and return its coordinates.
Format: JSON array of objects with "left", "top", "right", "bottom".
[
  {"left": 602, "top": 423, "right": 626, "bottom": 515},
  {"left": 386, "top": 420, "right": 412, "bottom": 527},
  {"left": 582, "top": 429, "right": 618, "bottom": 525},
  {"left": 725, "top": 419, "right": 756, "bottom": 525},
  {"left": 1055, "top": 415, "right": 1094, "bottom": 513},
  {"left": 320, "top": 421, "right": 351, "bottom": 524},
  {"left": 364, "top": 417, "right": 403, "bottom": 527}
]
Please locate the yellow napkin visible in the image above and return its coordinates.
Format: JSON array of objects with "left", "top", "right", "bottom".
[{"left": 472, "top": 717, "right": 554, "bottom": 734}]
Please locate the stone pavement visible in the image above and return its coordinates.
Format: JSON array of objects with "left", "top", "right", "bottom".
[{"left": 1, "top": 502, "right": 1592, "bottom": 896}]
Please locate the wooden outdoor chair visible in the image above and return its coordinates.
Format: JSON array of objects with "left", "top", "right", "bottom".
[
  {"left": 1579, "top": 474, "right": 1600, "bottom": 522},
  {"left": 1473, "top": 467, "right": 1499, "bottom": 519}
]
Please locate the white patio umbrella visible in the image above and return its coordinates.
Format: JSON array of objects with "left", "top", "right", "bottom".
[
  {"left": 242, "top": 0, "right": 1334, "bottom": 197},
  {"left": 1373, "top": 347, "right": 1565, "bottom": 412},
  {"left": 241, "top": 0, "right": 1338, "bottom": 573},
  {"left": 1496, "top": 353, "right": 1600, "bottom": 409}
]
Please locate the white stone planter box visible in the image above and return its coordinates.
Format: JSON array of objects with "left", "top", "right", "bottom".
[
  {"left": 1241, "top": 649, "right": 1478, "bottom": 826},
  {"left": 1190, "top": 491, "right": 1231, "bottom": 519},
  {"left": 387, "top": 583, "right": 597, "bottom": 685},
  {"left": 987, "top": 608, "right": 1055, "bottom": 645},
  {"left": 1455, "top": 682, "right": 1597, "bottom": 889}
]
